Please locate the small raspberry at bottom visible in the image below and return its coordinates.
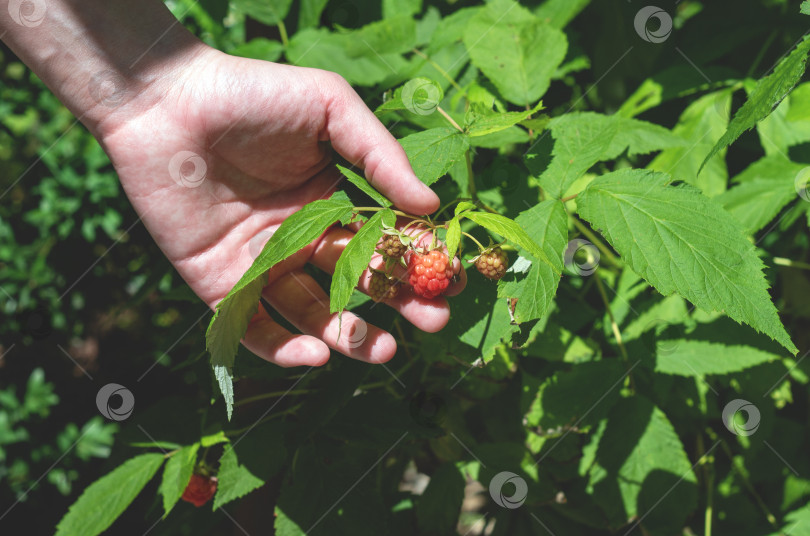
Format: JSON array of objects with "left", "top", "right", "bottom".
[{"left": 181, "top": 473, "right": 218, "bottom": 507}]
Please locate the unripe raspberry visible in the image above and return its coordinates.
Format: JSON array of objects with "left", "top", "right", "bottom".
[
  {"left": 379, "top": 234, "right": 407, "bottom": 259},
  {"left": 475, "top": 247, "right": 509, "bottom": 280},
  {"left": 407, "top": 249, "right": 453, "bottom": 299},
  {"left": 369, "top": 272, "right": 399, "bottom": 302},
  {"left": 181, "top": 473, "right": 217, "bottom": 507}
]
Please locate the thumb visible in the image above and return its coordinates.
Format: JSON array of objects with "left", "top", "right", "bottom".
[{"left": 320, "top": 73, "right": 440, "bottom": 216}]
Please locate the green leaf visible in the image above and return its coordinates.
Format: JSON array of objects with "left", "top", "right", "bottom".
[
  {"left": 275, "top": 505, "right": 307, "bottom": 535},
  {"left": 383, "top": 0, "right": 421, "bottom": 18},
  {"left": 445, "top": 217, "right": 461, "bottom": 259},
  {"left": 535, "top": 0, "right": 590, "bottom": 28},
  {"left": 466, "top": 101, "right": 544, "bottom": 137},
  {"left": 701, "top": 34, "right": 810, "bottom": 172},
  {"left": 497, "top": 201, "right": 567, "bottom": 323},
  {"left": 336, "top": 165, "right": 392, "bottom": 207},
  {"left": 589, "top": 396, "right": 697, "bottom": 534},
  {"left": 298, "top": 0, "right": 328, "bottom": 30},
  {"left": 231, "top": 0, "right": 293, "bottom": 25},
  {"left": 416, "top": 463, "right": 465, "bottom": 533},
  {"left": 755, "top": 83, "right": 810, "bottom": 155},
  {"left": 230, "top": 38, "right": 284, "bottom": 62},
  {"left": 463, "top": 0, "right": 567, "bottom": 106},
  {"left": 576, "top": 168, "right": 797, "bottom": 354},
  {"left": 400, "top": 127, "right": 469, "bottom": 186},
  {"left": 287, "top": 28, "right": 407, "bottom": 86},
  {"left": 376, "top": 78, "right": 445, "bottom": 117},
  {"left": 344, "top": 15, "right": 416, "bottom": 57},
  {"left": 717, "top": 155, "right": 803, "bottom": 234},
  {"left": 206, "top": 194, "right": 354, "bottom": 419},
  {"left": 200, "top": 430, "right": 229, "bottom": 447},
  {"left": 213, "top": 446, "right": 265, "bottom": 510},
  {"left": 159, "top": 443, "right": 199, "bottom": 517},
  {"left": 56, "top": 453, "right": 165, "bottom": 536},
  {"left": 464, "top": 211, "right": 559, "bottom": 274},
  {"left": 649, "top": 90, "right": 731, "bottom": 197},
  {"left": 803, "top": 1, "right": 810, "bottom": 15},
  {"left": 653, "top": 340, "right": 781, "bottom": 376},
  {"left": 526, "top": 360, "right": 625, "bottom": 430},
  {"left": 539, "top": 112, "right": 684, "bottom": 199},
  {"left": 330, "top": 210, "right": 395, "bottom": 314}
]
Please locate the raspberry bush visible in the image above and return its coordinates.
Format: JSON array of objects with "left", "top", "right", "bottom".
[{"left": 41, "top": 2, "right": 810, "bottom": 536}]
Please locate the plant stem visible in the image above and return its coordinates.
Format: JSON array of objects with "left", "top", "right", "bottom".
[
  {"left": 411, "top": 48, "right": 465, "bottom": 95},
  {"left": 697, "top": 433, "right": 714, "bottom": 536},
  {"left": 277, "top": 21, "right": 289, "bottom": 47},
  {"left": 570, "top": 216, "right": 621, "bottom": 267},
  {"left": 594, "top": 271, "right": 632, "bottom": 378},
  {"left": 560, "top": 193, "right": 579, "bottom": 203},
  {"left": 462, "top": 231, "right": 485, "bottom": 251},
  {"left": 465, "top": 151, "right": 499, "bottom": 214},
  {"left": 354, "top": 207, "right": 420, "bottom": 219},
  {"left": 438, "top": 105, "right": 463, "bottom": 132}
]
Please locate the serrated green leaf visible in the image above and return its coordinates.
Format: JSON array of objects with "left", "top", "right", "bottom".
[
  {"left": 213, "top": 446, "right": 265, "bottom": 510},
  {"left": 275, "top": 505, "right": 307, "bottom": 535},
  {"left": 803, "top": 1, "right": 810, "bottom": 15},
  {"left": 400, "top": 127, "right": 469, "bottom": 186},
  {"left": 445, "top": 217, "right": 461, "bottom": 259},
  {"left": 463, "top": 0, "right": 567, "bottom": 106},
  {"left": 497, "top": 201, "right": 566, "bottom": 322},
  {"left": 717, "top": 155, "right": 803, "bottom": 234},
  {"left": 159, "top": 444, "right": 199, "bottom": 517},
  {"left": 330, "top": 210, "right": 395, "bottom": 314},
  {"left": 649, "top": 90, "right": 731, "bottom": 197},
  {"left": 416, "top": 463, "right": 465, "bottom": 533},
  {"left": 56, "top": 453, "right": 165, "bottom": 536},
  {"left": 577, "top": 168, "right": 796, "bottom": 354},
  {"left": 589, "top": 396, "right": 697, "bottom": 534},
  {"left": 654, "top": 340, "right": 781, "bottom": 376},
  {"left": 455, "top": 201, "right": 476, "bottom": 215},
  {"left": 336, "top": 165, "right": 392, "bottom": 207},
  {"left": 232, "top": 0, "right": 292, "bottom": 25},
  {"left": 539, "top": 112, "right": 685, "bottom": 199},
  {"left": 383, "top": 0, "right": 421, "bottom": 18},
  {"left": 701, "top": 34, "right": 810, "bottom": 172},
  {"left": 200, "top": 430, "right": 229, "bottom": 447},
  {"left": 466, "top": 100, "right": 544, "bottom": 137},
  {"left": 344, "top": 15, "right": 416, "bottom": 57},
  {"left": 464, "top": 211, "right": 559, "bottom": 275},
  {"left": 756, "top": 83, "right": 810, "bottom": 155},
  {"left": 206, "top": 194, "right": 354, "bottom": 419}
]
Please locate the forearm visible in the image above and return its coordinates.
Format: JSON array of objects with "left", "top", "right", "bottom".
[{"left": 1, "top": 0, "right": 209, "bottom": 138}]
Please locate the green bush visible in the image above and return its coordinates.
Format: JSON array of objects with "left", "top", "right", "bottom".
[{"left": 3, "top": 1, "right": 810, "bottom": 535}]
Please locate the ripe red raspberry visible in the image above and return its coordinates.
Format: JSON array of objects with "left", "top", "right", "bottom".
[
  {"left": 181, "top": 473, "right": 217, "bottom": 507},
  {"left": 379, "top": 234, "right": 407, "bottom": 259},
  {"left": 369, "top": 272, "right": 399, "bottom": 302},
  {"left": 475, "top": 247, "right": 509, "bottom": 280},
  {"left": 407, "top": 249, "right": 453, "bottom": 299}
]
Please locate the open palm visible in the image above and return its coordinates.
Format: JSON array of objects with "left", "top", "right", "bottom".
[{"left": 98, "top": 50, "right": 464, "bottom": 367}]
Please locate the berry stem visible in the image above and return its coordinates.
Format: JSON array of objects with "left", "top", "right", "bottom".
[
  {"left": 437, "top": 106, "right": 463, "bottom": 132},
  {"left": 461, "top": 231, "right": 486, "bottom": 252}
]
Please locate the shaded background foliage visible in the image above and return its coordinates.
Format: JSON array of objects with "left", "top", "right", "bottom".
[{"left": 2, "top": 0, "right": 810, "bottom": 535}]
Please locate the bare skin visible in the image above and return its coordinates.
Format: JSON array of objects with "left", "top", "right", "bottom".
[{"left": 2, "top": 1, "right": 465, "bottom": 368}]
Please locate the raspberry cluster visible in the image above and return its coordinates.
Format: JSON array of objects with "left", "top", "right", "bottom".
[
  {"left": 406, "top": 249, "right": 454, "bottom": 299},
  {"left": 181, "top": 473, "right": 217, "bottom": 507},
  {"left": 474, "top": 247, "right": 509, "bottom": 280}
]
